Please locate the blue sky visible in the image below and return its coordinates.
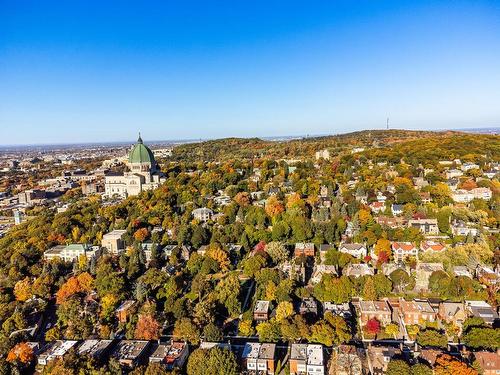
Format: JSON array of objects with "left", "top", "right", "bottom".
[{"left": 1, "top": 0, "right": 500, "bottom": 145}]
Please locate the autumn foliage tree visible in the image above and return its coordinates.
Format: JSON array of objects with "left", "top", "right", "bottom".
[
  {"left": 207, "top": 244, "right": 230, "bottom": 271},
  {"left": 434, "top": 354, "right": 478, "bottom": 375},
  {"left": 234, "top": 192, "right": 251, "bottom": 207},
  {"left": 14, "top": 277, "right": 32, "bottom": 302},
  {"left": 265, "top": 196, "right": 284, "bottom": 218},
  {"left": 374, "top": 238, "right": 391, "bottom": 258},
  {"left": 365, "top": 318, "right": 381, "bottom": 335},
  {"left": 134, "top": 227, "right": 149, "bottom": 242},
  {"left": 134, "top": 314, "right": 160, "bottom": 340},
  {"left": 7, "top": 342, "right": 34, "bottom": 364},
  {"left": 275, "top": 301, "right": 294, "bottom": 321},
  {"left": 56, "top": 272, "right": 94, "bottom": 304}
]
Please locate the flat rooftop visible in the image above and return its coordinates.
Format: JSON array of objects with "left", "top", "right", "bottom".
[
  {"left": 103, "top": 229, "right": 127, "bottom": 239},
  {"left": 359, "top": 300, "right": 390, "bottom": 313}
]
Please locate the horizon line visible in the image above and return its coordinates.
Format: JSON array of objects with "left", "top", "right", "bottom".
[{"left": 0, "top": 126, "right": 498, "bottom": 149}]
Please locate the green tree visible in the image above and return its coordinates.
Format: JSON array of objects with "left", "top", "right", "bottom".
[
  {"left": 173, "top": 318, "right": 201, "bottom": 345},
  {"left": 275, "top": 301, "right": 294, "bottom": 322},
  {"left": 411, "top": 363, "right": 433, "bottom": 375},
  {"left": 265, "top": 242, "right": 289, "bottom": 264},
  {"left": 416, "top": 329, "right": 448, "bottom": 348},
  {"left": 387, "top": 359, "right": 411, "bottom": 375},
  {"left": 202, "top": 322, "right": 223, "bottom": 342},
  {"left": 362, "top": 277, "right": 377, "bottom": 300},
  {"left": 206, "top": 347, "right": 239, "bottom": 375},
  {"left": 390, "top": 269, "right": 411, "bottom": 294},
  {"left": 256, "top": 320, "right": 281, "bottom": 342},
  {"left": 242, "top": 255, "right": 267, "bottom": 277},
  {"left": 463, "top": 327, "right": 500, "bottom": 350}
]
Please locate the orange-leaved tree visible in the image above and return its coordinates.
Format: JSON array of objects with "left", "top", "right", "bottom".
[
  {"left": 56, "top": 272, "right": 94, "bottom": 304},
  {"left": 134, "top": 314, "right": 160, "bottom": 340},
  {"left": 7, "top": 342, "right": 34, "bottom": 364},
  {"left": 434, "top": 354, "right": 478, "bottom": 375}
]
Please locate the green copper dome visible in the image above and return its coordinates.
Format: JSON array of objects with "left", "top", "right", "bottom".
[{"left": 128, "top": 134, "right": 156, "bottom": 164}]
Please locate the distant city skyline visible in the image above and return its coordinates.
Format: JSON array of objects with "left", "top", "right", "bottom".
[{"left": 1, "top": 1, "right": 500, "bottom": 145}]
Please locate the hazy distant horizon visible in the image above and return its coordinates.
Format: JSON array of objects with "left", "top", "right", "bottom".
[{"left": 0, "top": 126, "right": 498, "bottom": 150}]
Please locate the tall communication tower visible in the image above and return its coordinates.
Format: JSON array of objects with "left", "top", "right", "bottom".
[{"left": 386, "top": 117, "right": 389, "bottom": 130}]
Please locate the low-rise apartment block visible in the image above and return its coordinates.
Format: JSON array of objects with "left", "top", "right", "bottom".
[
  {"left": 38, "top": 340, "right": 78, "bottom": 366},
  {"left": 111, "top": 340, "right": 150, "bottom": 368},
  {"left": 102, "top": 229, "right": 127, "bottom": 254},
  {"left": 43, "top": 244, "right": 99, "bottom": 262},
  {"left": 149, "top": 341, "right": 189, "bottom": 370}
]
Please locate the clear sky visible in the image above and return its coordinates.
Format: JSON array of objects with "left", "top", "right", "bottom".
[{"left": 1, "top": 0, "right": 500, "bottom": 145}]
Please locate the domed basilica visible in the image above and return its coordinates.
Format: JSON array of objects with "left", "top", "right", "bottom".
[{"left": 104, "top": 135, "right": 165, "bottom": 198}]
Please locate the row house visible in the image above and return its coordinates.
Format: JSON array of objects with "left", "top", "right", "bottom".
[
  {"left": 473, "top": 351, "right": 500, "bottom": 375},
  {"left": 289, "top": 344, "right": 325, "bottom": 375},
  {"left": 359, "top": 300, "right": 392, "bottom": 326},
  {"left": 77, "top": 339, "right": 114, "bottom": 361},
  {"left": 465, "top": 301, "right": 499, "bottom": 325},
  {"left": 295, "top": 242, "right": 315, "bottom": 257},
  {"left": 438, "top": 302, "right": 467, "bottom": 329},
  {"left": 452, "top": 187, "right": 492, "bottom": 203},
  {"left": 399, "top": 299, "right": 436, "bottom": 325},
  {"left": 242, "top": 342, "right": 276, "bottom": 375}
]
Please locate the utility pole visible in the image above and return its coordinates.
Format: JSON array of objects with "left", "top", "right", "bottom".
[{"left": 386, "top": 117, "right": 389, "bottom": 130}]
